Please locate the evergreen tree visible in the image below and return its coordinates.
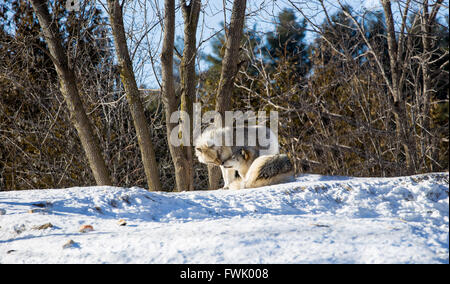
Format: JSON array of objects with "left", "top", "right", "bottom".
[{"left": 266, "top": 8, "right": 310, "bottom": 77}]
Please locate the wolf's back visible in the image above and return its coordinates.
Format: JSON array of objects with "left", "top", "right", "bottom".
[
  {"left": 244, "top": 154, "right": 294, "bottom": 188},
  {"left": 256, "top": 154, "right": 293, "bottom": 180}
]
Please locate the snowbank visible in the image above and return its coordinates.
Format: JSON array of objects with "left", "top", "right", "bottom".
[{"left": 0, "top": 173, "right": 448, "bottom": 263}]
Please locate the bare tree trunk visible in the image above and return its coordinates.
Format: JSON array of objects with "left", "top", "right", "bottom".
[
  {"left": 381, "top": 0, "right": 417, "bottom": 174},
  {"left": 161, "top": 0, "right": 191, "bottom": 191},
  {"left": 30, "top": 0, "right": 112, "bottom": 186},
  {"left": 419, "top": 0, "right": 444, "bottom": 171},
  {"left": 215, "top": 0, "right": 247, "bottom": 120},
  {"left": 208, "top": 0, "right": 247, "bottom": 190},
  {"left": 107, "top": 0, "right": 162, "bottom": 191},
  {"left": 178, "top": 0, "right": 201, "bottom": 191}
]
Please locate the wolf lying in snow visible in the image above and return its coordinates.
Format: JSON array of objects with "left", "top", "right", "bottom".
[
  {"left": 194, "top": 125, "right": 279, "bottom": 189},
  {"left": 222, "top": 147, "right": 294, "bottom": 190}
]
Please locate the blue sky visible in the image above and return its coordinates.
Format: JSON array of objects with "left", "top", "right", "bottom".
[
  {"left": 118, "top": 0, "right": 304, "bottom": 88},
  {"left": 94, "top": 0, "right": 448, "bottom": 89}
]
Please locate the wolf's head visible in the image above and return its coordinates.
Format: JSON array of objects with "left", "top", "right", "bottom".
[
  {"left": 221, "top": 147, "right": 257, "bottom": 177},
  {"left": 194, "top": 128, "right": 223, "bottom": 166},
  {"left": 195, "top": 144, "right": 222, "bottom": 166}
]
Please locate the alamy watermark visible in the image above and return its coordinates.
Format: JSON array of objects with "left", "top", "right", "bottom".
[{"left": 169, "top": 103, "right": 279, "bottom": 149}]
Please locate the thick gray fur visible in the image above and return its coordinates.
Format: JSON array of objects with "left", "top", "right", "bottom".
[{"left": 256, "top": 154, "right": 293, "bottom": 180}]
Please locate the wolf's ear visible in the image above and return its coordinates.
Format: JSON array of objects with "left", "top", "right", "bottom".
[{"left": 241, "top": 149, "right": 249, "bottom": 160}]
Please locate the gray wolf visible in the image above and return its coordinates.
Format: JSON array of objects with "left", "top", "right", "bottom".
[
  {"left": 194, "top": 125, "right": 279, "bottom": 188},
  {"left": 222, "top": 147, "right": 294, "bottom": 189}
]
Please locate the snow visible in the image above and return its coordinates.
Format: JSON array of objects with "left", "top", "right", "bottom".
[{"left": 0, "top": 173, "right": 448, "bottom": 264}]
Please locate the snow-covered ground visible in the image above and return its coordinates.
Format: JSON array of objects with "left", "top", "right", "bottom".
[{"left": 0, "top": 173, "right": 448, "bottom": 264}]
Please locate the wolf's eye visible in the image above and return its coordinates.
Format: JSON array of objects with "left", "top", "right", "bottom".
[{"left": 196, "top": 147, "right": 202, "bottom": 153}]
